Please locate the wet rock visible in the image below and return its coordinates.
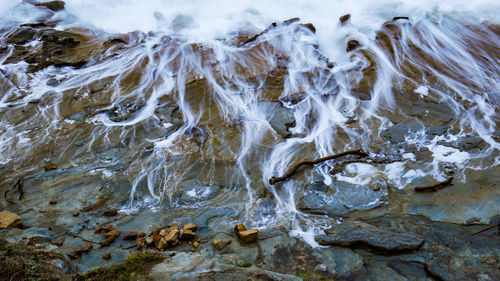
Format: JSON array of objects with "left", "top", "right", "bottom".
[
  {"left": 35, "top": 1, "right": 66, "bottom": 12},
  {"left": 67, "top": 249, "right": 82, "bottom": 259},
  {"left": 298, "top": 191, "right": 349, "bottom": 216},
  {"left": 0, "top": 211, "right": 23, "bottom": 229},
  {"left": 302, "top": 23, "right": 316, "bottom": 33},
  {"left": 315, "top": 221, "right": 424, "bottom": 251},
  {"left": 100, "top": 236, "right": 115, "bottom": 247},
  {"left": 103, "top": 208, "right": 118, "bottom": 217},
  {"left": 44, "top": 162, "right": 57, "bottom": 171},
  {"left": 6, "top": 28, "right": 36, "bottom": 45},
  {"left": 49, "top": 199, "right": 57, "bottom": 205},
  {"left": 74, "top": 140, "right": 85, "bottom": 147},
  {"left": 213, "top": 239, "right": 232, "bottom": 250},
  {"left": 102, "top": 252, "right": 111, "bottom": 260},
  {"left": 104, "top": 229, "right": 121, "bottom": 238},
  {"left": 260, "top": 102, "right": 295, "bottom": 138},
  {"left": 346, "top": 39, "right": 361, "bottom": 52},
  {"left": 238, "top": 229, "right": 259, "bottom": 243},
  {"left": 123, "top": 231, "right": 138, "bottom": 240},
  {"left": 339, "top": 14, "right": 351, "bottom": 25},
  {"left": 381, "top": 123, "right": 423, "bottom": 143},
  {"left": 68, "top": 112, "right": 86, "bottom": 121},
  {"left": 46, "top": 78, "right": 59, "bottom": 86}
]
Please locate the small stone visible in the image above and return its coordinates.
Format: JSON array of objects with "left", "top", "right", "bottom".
[
  {"left": 68, "top": 112, "right": 86, "bottom": 121},
  {"left": 238, "top": 229, "right": 258, "bottom": 243},
  {"left": 74, "top": 140, "right": 85, "bottom": 147},
  {"left": 137, "top": 237, "right": 145, "bottom": 248},
  {"left": 94, "top": 226, "right": 103, "bottom": 233},
  {"left": 46, "top": 78, "right": 59, "bottom": 86},
  {"left": 102, "top": 252, "right": 111, "bottom": 260},
  {"left": 102, "top": 224, "right": 114, "bottom": 232},
  {"left": 123, "top": 231, "right": 138, "bottom": 240},
  {"left": 213, "top": 239, "right": 227, "bottom": 250},
  {"left": 302, "top": 23, "right": 316, "bottom": 33},
  {"left": 234, "top": 224, "right": 247, "bottom": 236},
  {"left": 49, "top": 199, "right": 57, "bottom": 205},
  {"left": 165, "top": 226, "right": 180, "bottom": 243},
  {"left": 157, "top": 237, "right": 167, "bottom": 250},
  {"left": 104, "top": 229, "right": 121, "bottom": 238},
  {"left": 346, "top": 39, "right": 361, "bottom": 52},
  {"left": 44, "top": 162, "right": 57, "bottom": 171},
  {"left": 139, "top": 232, "right": 145, "bottom": 238},
  {"left": 72, "top": 211, "right": 80, "bottom": 217},
  {"left": 103, "top": 208, "right": 118, "bottom": 217},
  {"left": 0, "top": 211, "right": 23, "bottom": 229},
  {"left": 182, "top": 223, "right": 197, "bottom": 232},
  {"left": 67, "top": 249, "right": 82, "bottom": 259},
  {"left": 100, "top": 236, "right": 115, "bottom": 247},
  {"left": 159, "top": 229, "right": 167, "bottom": 237},
  {"left": 180, "top": 229, "right": 196, "bottom": 240},
  {"left": 82, "top": 242, "right": 93, "bottom": 252},
  {"left": 145, "top": 237, "right": 154, "bottom": 247},
  {"left": 339, "top": 14, "right": 351, "bottom": 25},
  {"left": 193, "top": 241, "right": 199, "bottom": 248}
]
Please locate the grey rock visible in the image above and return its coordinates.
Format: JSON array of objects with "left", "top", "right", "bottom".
[
  {"left": 46, "top": 78, "right": 59, "bottom": 86},
  {"left": 68, "top": 112, "right": 86, "bottom": 121},
  {"left": 315, "top": 221, "right": 424, "bottom": 251},
  {"left": 74, "top": 140, "right": 85, "bottom": 147}
]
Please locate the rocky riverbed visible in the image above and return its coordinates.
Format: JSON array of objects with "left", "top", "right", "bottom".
[{"left": 1, "top": 1, "right": 499, "bottom": 280}]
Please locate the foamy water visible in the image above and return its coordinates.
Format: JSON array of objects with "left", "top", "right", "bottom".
[{"left": 0, "top": 0, "right": 499, "bottom": 244}]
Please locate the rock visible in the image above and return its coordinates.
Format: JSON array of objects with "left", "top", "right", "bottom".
[
  {"left": 157, "top": 237, "right": 167, "bottom": 250},
  {"left": 346, "top": 39, "right": 361, "bottom": 52},
  {"left": 102, "top": 252, "right": 111, "bottom": 260},
  {"left": 67, "top": 249, "right": 82, "bottom": 259},
  {"left": 35, "top": 1, "right": 66, "bottom": 12},
  {"left": 137, "top": 237, "right": 146, "bottom": 248},
  {"left": 340, "top": 14, "right": 351, "bottom": 25},
  {"left": 165, "top": 226, "right": 180, "bottom": 243},
  {"left": 49, "top": 199, "right": 57, "bottom": 205},
  {"left": 100, "top": 236, "right": 115, "bottom": 247},
  {"left": 145, "top": 237, "right": 154, "bottom": 247},
  {"left": 302, "top": 23, "right": 316, "bottom": 33},
  {"left": 44, "top": 162, "right": 57, "bottom": 171},
  {"left": 74, "top": 140, "right": 85, "bottom": 147},
  {"left": 103, "top": 208, "right": 118, "bottom": 217},
  {"left": 123, "top": 231, "right": 138, "bottom": 240},
  {"left": 180, "top": 229, "right": 196, "bottom": 240},
  {"left": 139, "top": 232, "right": 146, "bottom": 238},
  {"left": 102, "top": 224, "right": 114, "bottom": 232},
  {"left": 72, "top": 211, "right": 79, "bottom": 217},
  {"left": 234, "top": 224, "right": 247, "bottom": 236},
  {"left": 315, "top": 221, "right": 424, "bottom": 251},
  {"left": 104, "top": 229, "right": 121, "bottom": 238},
  {"left": 238, "top": 229, "right": 259, "bottom": 243},
  {"left": 82, "top": 242, "right": 93, "bottom": 252},
  {"left": 94, "top": 226, "right": 103, "bottom": 233},
  {"left": 193, "top": 241, "right": 199, "bottom": 248},
  {"left": 0, "top": 211, "right": 23, "bottom": 229},
  {"left": 52, "top": 237, "right": 64, "bottom": 246},
  {"left": 213, "top": 239, "right": 232, "bottom": 250},
  {"left": 183, "top": 223, "right": 197, "bottom": 232},
  {"left": 46, "top": 78, "right": 59, "bottom": 86},
  {"left": 68, "top": 112, "right": 86, "bottom": 121}
]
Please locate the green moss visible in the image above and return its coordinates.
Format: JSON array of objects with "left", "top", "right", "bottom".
[
  {"left": 0, "top": 238, "right": 70, "bottom": 281},
  {"left": 76, "top": 252, "right": 164, "bottom": 281},
  {"left": 296, "top": 272, "right": 329, "bottom": 281},
  {"left": 234, "top": 261, "right": 252, "bottom": 268}
]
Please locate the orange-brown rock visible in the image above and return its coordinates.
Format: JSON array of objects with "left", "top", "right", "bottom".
[
  {"left": 102, "top": 252, "right": 111, "bottom": 260},
  {"left": 44, "top": 162, "right": 57, "bottom": 171},
  {"left": 49, "top": 199, "right": 57, "bottom": 205},
  {"left": 193, "top": 241, "right": 199, "bottom": 248},
  {"left": 103, "top": 208, "right": 118, "bottom": 217},
  {"left": 123, "top": 231, "right": 138, "bottom": 240},
  {"left": 100, "top": 236, "right": 115, "bottom": 247},
  {"left": 94, "top": 226, "right": 103, "bottom": 233},
  {"left": 104, "top": 229, "right": 121, "bottom": 238},
  {"left": 238, "top": 229, "right": 258, "bottom": 243},
  {"left": 180, "top": 229, "right": 196, "bottom": 240},
  {"left": 102, "top": 224, "right": 114, "bottom": 232},
  {"left": 182, "top": 223, "right": 197, "bottom": 232},
  {"left": 67, "top": 249, "right": 82, "bottom": 259},
  {"left": 139, "top": 232, "right": 145, "bottom": 238},
  {"left": 137, "top": 237, "right": 145, "bottom": 248},
  {"left": 72, "top": 211, "right": 80, "bottom": 217},
  {"left": 165, "top": 226, "right": 180, "bottom": 243},
  {"left": 234, "top": 223, "right": 247, "bottom": 236},
  {"left": 213, "top": 238, "right": 232, "bottom": 250}
]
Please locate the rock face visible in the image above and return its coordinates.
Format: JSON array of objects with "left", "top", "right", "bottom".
[
  {"left": 315, "top": 221, "right": 424, "bottom": 251},
  {"left": 0, "top": 211, "right": 23, "bottom": 229}
]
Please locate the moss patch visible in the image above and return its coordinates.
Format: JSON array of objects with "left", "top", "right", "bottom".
[{"left": 75, "top": 252, "right": 165, "bottom": 281}]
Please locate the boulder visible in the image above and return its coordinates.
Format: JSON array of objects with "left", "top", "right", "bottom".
[
  {"left": 315, "top": 221, "right": 424, "bottom": 251},
  {"left": 0, "top": 211, "right": 23, "bottom": 229}
]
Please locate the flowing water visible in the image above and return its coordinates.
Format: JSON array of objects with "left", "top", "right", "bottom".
[{"left": 0, "top": 0, "right": 499, "bottom": 245}]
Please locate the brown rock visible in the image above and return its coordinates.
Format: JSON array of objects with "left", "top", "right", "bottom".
[
  {"left": 346, "top": 39, "right": 361, "bottom": 52},
  {"left": 157, "top": 237, "right": 167, "bottom": 250},
  {"left": 339, "top": 14, "right": 351, "bottom": 25},
  {"left": 152, "top": 228, "right": 160, "bottom": 236},
  {"left": 193, "top": 241, "right": 199, "bottom": 248},
  {"left": 165, "top": 226, "right": 180, "bottom": 242},
  {"left": 172, "top": 240, "right": 180, "bottom": 247},
  {"left": 82, "top": 242, "right": 93, "bottom": 252},
  {"left": 102, "top": 252, "right": 111, "bottom": 260},
  {"left": 139, "top": 232, "right": 145, "bottom": 237},
  {"left": 72, "top": 211, "right": 80, "bottom": 217},
  {"left": 238, "top": 229, "right": 258, "bottom": 243},
  {"left": 123, "top": 231, "right": 138, "bottom": 240},
  {"left": 44, "top": 162, "right": 57, "bottom": 171},
  {"left": 104, "top": 229, "right": 121, "bottom": 238},
  {"left": 49, "top": 199, "right": 57, "bottom": 205},
  {"left": 104, "top": 208, "right": 118, "bottom": 217},
  {"left": 180, "top": 229, "right": 196, "bottom": 240},
  {"left": 67, "top": 249, "right": 82, "bottom": 259},
  {"left": 234, "top": 224, "right": 247, "bottom": 236},
  {"left": 0, "top": 211, "right": 23, "bottom": 229},
  {"left": 94, "top": 226, "right": 103, "bottom": 233},
  {"left": 183, "top": 223, "right": 197, "bottom": 232},
  {"left": 159, "top": 229, "right": 167, "bottom": 237},
  {"left": 213, "top": 239, "right": 228, "bottom": 250},
  {"left": 102, "top": 224, "right": 114, "bottom": 232},
  {"left": 137, "top": 237, "right": 145, "bottom": 248},
  {"left": 101, "top": 236, "right": 115, "bottom": 247}
]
